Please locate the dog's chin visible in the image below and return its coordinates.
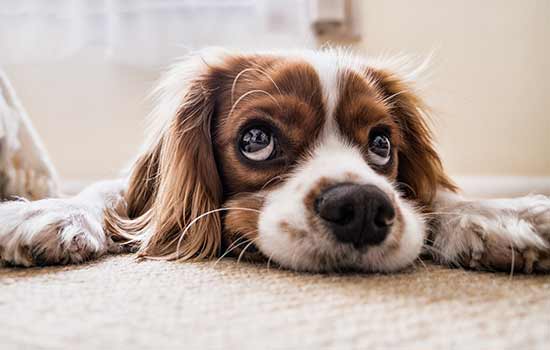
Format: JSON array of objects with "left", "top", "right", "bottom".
[{"left": 256, "top": 196, "right": 425, "bottom": 273}]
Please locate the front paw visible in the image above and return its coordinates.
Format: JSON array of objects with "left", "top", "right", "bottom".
[
  {"left": 519, "top": 195, "right": 550, "bottom": 238},
  {"left": 433, "top": 195, "right": 550, "bottom": 273},
  {"left": 0, "top": 199, "right": 113, "bottom": 266}
]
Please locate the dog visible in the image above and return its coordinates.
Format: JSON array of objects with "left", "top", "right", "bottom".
[{"left": 1, "top": 48, "right": 549, "bottom": 273}]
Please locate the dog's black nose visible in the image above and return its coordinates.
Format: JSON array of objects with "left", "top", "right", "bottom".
[{"left": 314, "top": 184, "right": 395, "bottom": 247}]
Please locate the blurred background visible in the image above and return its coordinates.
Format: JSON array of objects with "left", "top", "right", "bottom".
[{"left": 1, "top": 0, "right": 549, "bottom": 195}]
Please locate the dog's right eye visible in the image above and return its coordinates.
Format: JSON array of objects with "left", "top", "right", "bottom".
[{"left": 239, "top": 127, "right": 275, "bottom": 161}]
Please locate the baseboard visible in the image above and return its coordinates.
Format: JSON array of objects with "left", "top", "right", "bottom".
[{"left": 454, "top": 176, "right": 550, "bottom": 198}]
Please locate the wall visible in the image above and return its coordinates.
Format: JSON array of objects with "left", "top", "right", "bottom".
[
  {"left": 4, "top": 0, "right": 550, "bottom": 181},
  {"left": 5, "top": 55, "right": 157, "bottom": 181},
  {"left": 353, "top": 0, "right": 550, "bottom": 176}
]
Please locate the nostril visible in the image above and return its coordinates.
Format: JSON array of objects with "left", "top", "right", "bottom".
[
  {"left": 374, "top": 216, "right": 394, "bottom": 228},
  {"left": 373, "top": 204, "right": 396, "bottom": 228},
  {"left": 314, "top": 196, "right": 324, "bottom": 215}
]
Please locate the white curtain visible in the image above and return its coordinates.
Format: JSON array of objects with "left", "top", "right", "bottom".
[{"left": 0, "top": 0, "right": 315, "bottom": 67}]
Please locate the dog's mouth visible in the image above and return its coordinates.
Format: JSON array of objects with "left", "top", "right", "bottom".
[
  {"left": 220, "top": 178, "right": 424, "bottom": 273},
  {"left": 222, "top": 206, "right": 409, "bottom": 273}
]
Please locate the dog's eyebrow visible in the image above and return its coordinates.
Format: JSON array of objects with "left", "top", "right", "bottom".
[{"left": 247, "top": 97, "right": 324, "bottom": 130}]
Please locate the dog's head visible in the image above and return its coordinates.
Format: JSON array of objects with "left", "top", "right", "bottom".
[{"left": 107, "top": 48, "right": 456, "bottom": 272}]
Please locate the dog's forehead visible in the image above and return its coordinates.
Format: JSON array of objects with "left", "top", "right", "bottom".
[
  {"left": 294, "top": 52, "right": 350, "bottom": 119},
  {"left": 222, "top": 52, "right": 388, "bottom": 135},
  {"left": 267, "top": 52, "right": 371, "bottom": 119},
  {"left": 297, "top": 53, "right": 395, "bottom": 143}
]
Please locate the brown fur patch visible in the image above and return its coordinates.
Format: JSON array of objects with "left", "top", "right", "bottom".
[
  {"left": 302, "top": 173, "right": 369, "bottom": 215},
  {"left": 280, "top": 221, "right": 308, "bottom": 239},
  {"left": 222, "top": 192, "right": 266, "bottom": 262},
  {"left": 303, "top": 177, "right": 338, "bottom": 214},
  {"left": 106, "top": 56, "right": 225, "bottom": 260}
]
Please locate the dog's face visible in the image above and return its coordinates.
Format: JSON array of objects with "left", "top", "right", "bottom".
[{"left": 110, "top": 49, "right": 455, "bottom": 272}]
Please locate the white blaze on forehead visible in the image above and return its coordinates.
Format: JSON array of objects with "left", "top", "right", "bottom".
[
  {"left": 304, "top": 54, "right": 340, "bottom": 116},
  {"left": 298, "top": 51, "right": 342, "bottom": 137}
]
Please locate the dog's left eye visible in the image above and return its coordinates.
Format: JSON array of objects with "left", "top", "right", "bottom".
[
  {"left": 239, "top": 127, "right": 275, "bottom": 161},
  {"left": 368, "top": 133, "right": 391, "bottom": 166}
]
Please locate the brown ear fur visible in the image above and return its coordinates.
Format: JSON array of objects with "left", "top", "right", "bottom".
[
  {"left": 372, "top": 69, "right": 457, "bottom": 206},
  {"left": 105, "top": 59, "right": 223, "bottom": 260}
]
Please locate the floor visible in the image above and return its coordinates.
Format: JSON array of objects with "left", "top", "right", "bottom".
[{"left": 1, "top": 255, "right": 549, "bottom": 350}]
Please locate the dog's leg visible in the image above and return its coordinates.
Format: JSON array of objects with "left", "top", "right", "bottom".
[
  {"left": 0, "top": 180, "right": 126, "bottom": 266},
  {"left": 0, "top": 70, "right": 59, "bottom": 200},
  {"left": 429, "top": 191, "right": 550, "bottom": 273}
]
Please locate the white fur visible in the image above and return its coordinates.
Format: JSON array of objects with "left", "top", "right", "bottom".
[
  {"left": 0, "top": 180, "right": 125, "bottom": 266},
  {"left": 0, "top": 69, "right": 59, "bottom": 200},
  {"left": 432, "top": 191, "right": 550, "bottom": 272}
]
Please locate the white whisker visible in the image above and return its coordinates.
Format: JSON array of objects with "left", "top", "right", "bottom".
[
  {"left": 237, "top": 237, "right": 261, "bottom": 264},
  {"left": 214, "top": 237, "right": 249, "bottom": 266},
  {"left": 509, "top": 239, "right": 515, "bottom": 280},
  {"left": 261, "top": 175, "right": 284, "bottom": 190},
  {"left": 175, "top": 207, "right": 261, "bottom": 259},
  {"left": 228, "top": 89, "right": 281, "bottom": 121},
  {"left": 380, "top": 90, "right": 408, "bottom": 106},
  {"left": 231, "top": 67, "right": 283, "bottom": 104},
  {"left": 248, "top": 63, "right": 283, "bottom": 96}
]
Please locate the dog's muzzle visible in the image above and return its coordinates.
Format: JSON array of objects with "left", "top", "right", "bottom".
[{"left": 314, "top": 183, "right": 395, "bottom": 247}]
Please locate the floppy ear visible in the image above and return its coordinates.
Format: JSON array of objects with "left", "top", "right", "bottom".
[
  {"left": 371, "top": 69, "right": 457, "bottom": 206},
  {"left": 106, "top": 54, "right": 224, "bottom": 260}
]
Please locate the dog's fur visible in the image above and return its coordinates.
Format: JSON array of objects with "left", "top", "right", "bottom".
[
  {"left": 1, "top": 48, "right": 549, "bottom": 273},
  {"left": 0, "top": 70, "right": 58, "bottom": 200}
]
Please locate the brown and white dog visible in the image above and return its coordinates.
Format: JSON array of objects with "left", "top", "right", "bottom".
[{"left": 1, "top": 48, "right": 549, "bottom": 273}]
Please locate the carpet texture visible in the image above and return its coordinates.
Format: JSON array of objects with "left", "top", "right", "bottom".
[{"left": 1, "top": 255, "right": 549, "bottom": 349}]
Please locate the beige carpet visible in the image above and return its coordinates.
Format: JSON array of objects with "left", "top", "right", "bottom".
[{"left": 1, "top": 255, "right": 549, "bottom": 350}]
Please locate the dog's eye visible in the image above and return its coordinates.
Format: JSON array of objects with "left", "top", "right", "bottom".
[
  {"left": 368, "top": 133, "right": 391, "bottom": 166},
  {"left": 239, "top": 127, "right": 275, "bottom": 161}
]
